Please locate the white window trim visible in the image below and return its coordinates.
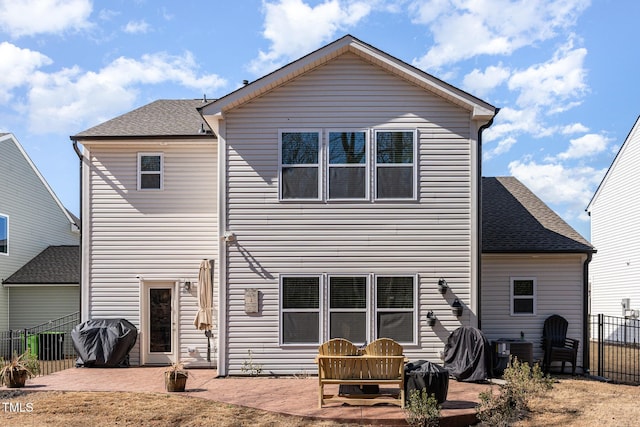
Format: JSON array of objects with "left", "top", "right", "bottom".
[
  {"left": 374, "top": 274, "right": 418, "bottom": 345},
  {"left": 278, "top": 130, "right": 322, "bottom": 201},
  {"left": 327, "top": 274, "right": 369, "bottom": 345},
  {"left": 0, "top": 213, "right": 8, "bottom": 256},
  {"left": 510, "top": 277, "right": 537, "bottom": 316},
  {"left": 326, "top": 130, "right": 370, "bottom": 201},
  {"left": 373, "top": 129, "right": 418, "bottom": 201},
  {"left": 137, "top": 152, "right": 164, "bottom": 191},
  {"left": 279, "top": 274, "right": 323, "bottom": 346}
]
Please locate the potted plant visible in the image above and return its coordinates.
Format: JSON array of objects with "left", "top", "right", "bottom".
[
  {"left": 164, "top": 362, "right": 189, "bottom": 392},
  {"left": 0, "top": 350, "right": 40, "bottom": 388}
]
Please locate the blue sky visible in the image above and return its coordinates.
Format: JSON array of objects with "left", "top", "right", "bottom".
[{"left": 0, "top": 0, "right": 636, "bottom": 241}]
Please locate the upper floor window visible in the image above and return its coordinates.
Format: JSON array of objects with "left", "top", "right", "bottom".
[
  {"left": 138, "top": 153, "right": 163, "bottom": 190},
  {"left": 511, "top": 277, "right": 536, "bottom": 316},
  {"left": 375, "top": 130, "right": 417, "bottom": 200},
  {"left": 279, "top": 129, "right": 417, "bottom": 202},
  {"left": 280, "top": 132, "right": 320, "bottom": 200},
  {"left": 0, "top": 214, "right": 7, "bottom": 254},
  {"left": 328, "top": 132, "right": 367, "bottom": 200}
]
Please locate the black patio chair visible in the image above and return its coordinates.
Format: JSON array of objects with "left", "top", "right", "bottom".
[{"left": 542, "top": 314, "right": 579, "bottom": 375}]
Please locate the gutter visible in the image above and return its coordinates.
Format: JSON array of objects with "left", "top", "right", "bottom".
[
  {"left": 583, "top": 252, "right": 593, "bottom": 374},
  {"left": 476, "top": 108, "right": 499, "bottom": 330},
  {"left": 72, "top": 140, "right": 83, "bottom": 323}
]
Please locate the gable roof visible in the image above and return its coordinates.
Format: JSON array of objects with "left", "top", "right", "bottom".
[
  {"left": 586, "top": 115, "right": 640, "bottom": 211},
  {"left": 2, "top": 245, "right": 79, "bottom": 285},
  {"left": 482, "top": 177, "right": 594, "bottom": 253},
  {"left": 0, "top": 133, "right": 79, "bottom": 231},
  {"left": 71, "top": 99, "right": 216, "bottom": 140},
  {"left": 201, "top": 34, "right": 496, "bottom": 120}
]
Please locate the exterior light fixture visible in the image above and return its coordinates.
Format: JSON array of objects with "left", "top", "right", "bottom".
[
  {"left": 451, "top": 299, "right": 463, "bottom": 317},
  {"left": 426, "top": 310, "right": 437, "bottom": 326},
  {"left": 438, "top": 278, "right": 448, "bottom": 294}
]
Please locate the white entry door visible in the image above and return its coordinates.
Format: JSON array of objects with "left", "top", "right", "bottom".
[{"left": 143, "top": 282, "right": 177, "bottom": 365}]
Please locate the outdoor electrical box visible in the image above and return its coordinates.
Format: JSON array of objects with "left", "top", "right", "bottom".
[{"left": 245, "top": 288, "right": 259, "bottom": 314}]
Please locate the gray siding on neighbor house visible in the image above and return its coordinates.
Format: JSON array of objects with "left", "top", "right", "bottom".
[
  {"left": 84, "top": 142, "right": 218, "bottom": 365},
  {"left": 222, "top": 52, "right": 479, "bottom": 374},
  {"left": 0, "top": 134, "right": 78, "bottom": 331},
  {"left": 8, "top": 286, "right": 79, "bottom": 329},
  {"left": 481, "top": 254, "right": 586, "bottom": 368},
  {"left": 589, "top": 117, "right": 640, "bottom": 318}
]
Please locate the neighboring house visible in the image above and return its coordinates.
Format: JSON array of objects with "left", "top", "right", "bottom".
[
  {"left": 0, "top": 133, "right": 80, "bottom": 332},
  {"left": 72, "top": 35, "right": 593, "bottom": 374},
  {"left": 587, "top": 116, "right": 640, "bottom": 318},
  {"left": 3, "top": 245, "right": 79, "bottom": 329}
]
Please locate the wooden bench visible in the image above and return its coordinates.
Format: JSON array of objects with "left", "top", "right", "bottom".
[{"left": 315, "top": 338, "right": 405, "bottom": 408}]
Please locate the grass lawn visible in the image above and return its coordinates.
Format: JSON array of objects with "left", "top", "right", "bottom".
[{"left": 1, "top": 376, "right": 639, "bottom": 426}]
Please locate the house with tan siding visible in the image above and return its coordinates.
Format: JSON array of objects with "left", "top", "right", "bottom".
[{"left": 72, "top": 35, "right": 593, "bottom": 375}]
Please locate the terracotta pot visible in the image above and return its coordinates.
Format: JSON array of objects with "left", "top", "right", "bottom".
[
  {"left": 4, "top": 369, "right": 29, "bottom": 388},
  {"left": 164, "top": 371, "right": 188, "bottom": 392}
]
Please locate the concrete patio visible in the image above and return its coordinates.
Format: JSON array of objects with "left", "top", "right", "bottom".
[{"left": 20, "top": 366, "right": 493, "bottom": 426}]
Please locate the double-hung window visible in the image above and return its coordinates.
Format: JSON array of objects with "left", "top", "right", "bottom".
[
  {"left": 138, "top": 153, "right": 163, "bottom": 190},
  {"left": 280, "top": 131, "right": 321, "bottom": 200},
  {"left": 0, "top": 214, "right": 7, "bottom": 254},
  {"left": 281, "top": 276, "right": 321, "bottom": 344},
  {"left": 375, "top": 130, "right": 417, "bottom": 199},
  {"left": 511, "top": 277, "right": 536, "bottom": 316},
  {"left": 375, "top": 276, "right": 416, "bottom": 343},
  {"left": 328, "top": 276, "right": 367, "bottom": 344},
  {"left": 280, "top": 273, "right": 417, "bottom": 346},
  {"left": 328, "top": 131, "right": 367, "bottom": 200}
]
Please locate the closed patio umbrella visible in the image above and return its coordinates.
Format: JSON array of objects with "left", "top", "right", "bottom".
[{"left": 194, "top": 259, "right": 213, "bottom": 331}]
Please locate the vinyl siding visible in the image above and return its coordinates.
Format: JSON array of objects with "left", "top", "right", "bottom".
[
  {"left": 0, "top": 135, "right": 78, "bottom": 331},
  {"left": 85, "top": 141, "right": 218, "bottom": 366},
  {"left": 8, "top": 286, "right": 79, "bottom": 329},
  {"left": 481, "top": 254, "right": 586, "bottom": 368},
  {"left": 222, "top": 52, "right": 477, "bottom": 374},
  {"left": 589, "top": 120, "right": 640, "bottom": 317}
]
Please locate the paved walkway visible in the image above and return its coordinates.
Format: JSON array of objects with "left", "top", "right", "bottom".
[{"left": 21, "top": 367, "right": 492, "bottom": 426}]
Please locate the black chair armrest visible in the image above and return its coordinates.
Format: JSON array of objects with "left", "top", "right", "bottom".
[{"left": 565, "top": 338, "right": 579, "bottom": 349}]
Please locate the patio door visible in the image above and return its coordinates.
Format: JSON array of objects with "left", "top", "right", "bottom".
[{"left": 142, "top": 282, "right": 177, "bottom": 365}]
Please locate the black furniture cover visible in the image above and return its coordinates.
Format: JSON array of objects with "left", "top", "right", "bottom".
[
  {"left": 72, "top": 319, "right": 138, "bottom": 367},
  {"left": 405, "top": 360, "right": 449, "bottom": 403},
  {"left": 443, "top": 326, "right": 492, "bottom": 382}
]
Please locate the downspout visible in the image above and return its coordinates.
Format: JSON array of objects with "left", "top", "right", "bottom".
[
  {"left": 583, "top": 252, "right": 593, "bottom": 375},
  {"left": 72, "top": 140, "right": 83, "bottom": 323},
  {"left": 476, "top": 108, "right": 499, "bottom": 330}
]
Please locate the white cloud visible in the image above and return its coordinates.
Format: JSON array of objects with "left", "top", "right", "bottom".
[
  {"left": 508, "top": 159, "right": 606, "bottom": 220},
  {"left": 410, "top": 0, "right": 589, "bottom": 70},
  {"left": 561, "top": 122, "right": 589, "bottom": 134},
  {"left": 483, "top": 107, "right": 552, "bottom": 143},
  {"left": 123, "top": 20, "right": 150, "bottom": 34},
  {"left": 26, "top": 51, "right": 227, "bottom": 134},
  {"left": 462, "top": 64, "right": 511, "bottom": 97},
  {"left": 0, "top": 42, "right": 52, "bottom": 103},
  {"left": 508, "top": 39, "right": 588, "bottom": 110},
  {"left": 249, "top": 0, "right": 374, "bottom": 75},
  {"left": 484, "top": 136, "right": 517, "bottom": 160},
  {"left": 0, "top": 0, "right": 93, "bottom": 37},
  {"left": 556, "top": 133, "right": 611, "bottom": 160}
]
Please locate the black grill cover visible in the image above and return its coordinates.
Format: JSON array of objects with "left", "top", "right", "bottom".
[
  {"left": 404, "top": 360, "right": 449, "bottom": 403},
  {"left": 443, "top": 326, "right": 492, "bottom": 382},
  {"left": 72, "top": 319, "right": 138, "bottom": 367}
]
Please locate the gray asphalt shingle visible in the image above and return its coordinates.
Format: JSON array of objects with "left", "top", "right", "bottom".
[{"left": 3, "top": 245, "right": 79, "bottom": 284}]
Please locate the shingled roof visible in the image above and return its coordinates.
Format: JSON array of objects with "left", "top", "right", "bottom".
[
  {"left": 71, "top": 99, "right": 215, "bottom": 140},
  {"left": 482, "top": 177, "right": 594, "bottom": 253},
  {"left": 3, "top": 245, "right": 79, "bottom": 285}
]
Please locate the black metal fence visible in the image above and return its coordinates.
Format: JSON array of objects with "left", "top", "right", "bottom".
[
  {"left": 0, "top": 311, "right": 80, "bottom": 376},
  {"left": 590, "top": 313, "right": 640, "bottom": 385}
]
